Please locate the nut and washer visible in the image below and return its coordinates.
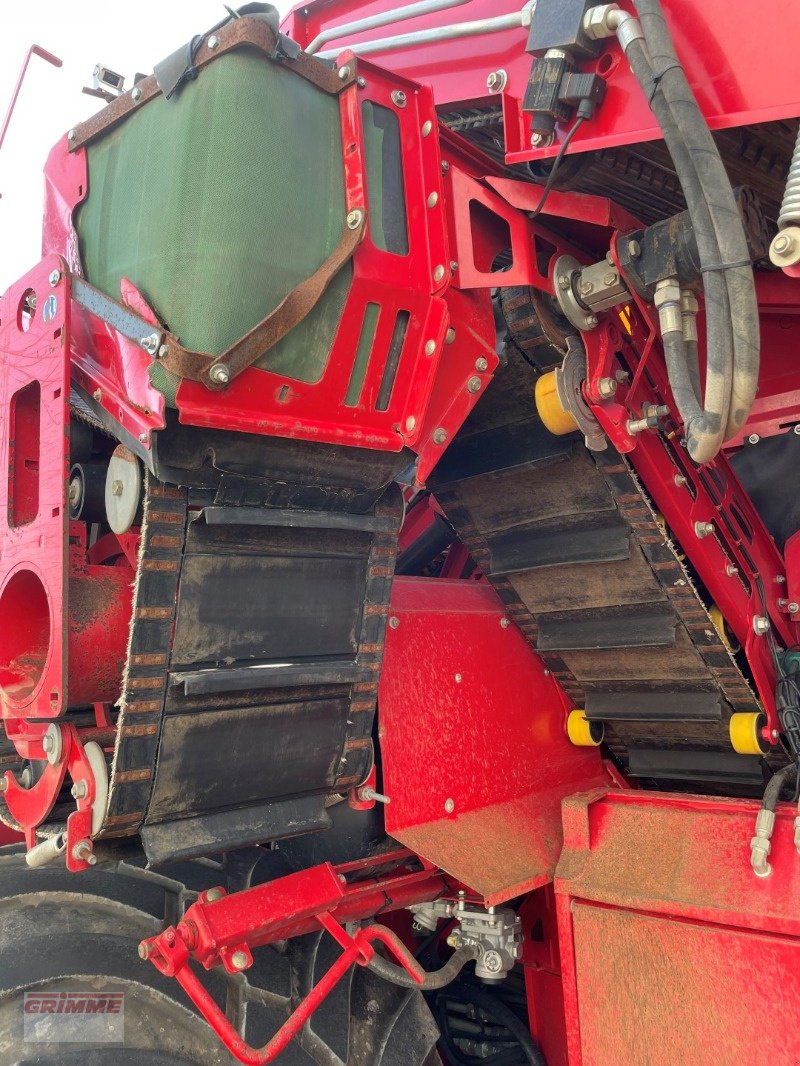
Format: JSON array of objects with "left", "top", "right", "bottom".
[
  {"left": 346, "top": 208, "right": 364, "bottom": 229},
  {"left": 752, "top": 615, "right": 771, "bottom": 636},
  {"left": 207, "top": 35, "right": 219, "bottom": 49},
  {"left": 432, "top": 428, "right": 448, "bottom": 444},
  {"left": 209, "top": 365, "right": 230, "bottom": 385},
  {"left": 694, "top": 521, "right": 714, "bottom": 539},
  {"left": 486, "top": 69, "right": 508, "bottom": 93},
  {"left": 597, "top": 377, "right": 617, "bottom": 399},
  {"left": 466, "top": 376, "right": 482, "bottom": 393},
  {"left": 338, "top": 65, "right": 351, "bottom": 80},
  {"left": 140, "top": 332, "right": 160, "bottom": 356},
  {"left": 391, "top": 90, "right": 407, "bottom": 107},
  {"left": 475, "top": 357, "right": 489, "bottom": 372}
]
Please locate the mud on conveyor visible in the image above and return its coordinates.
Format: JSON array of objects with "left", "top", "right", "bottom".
[{"left": 432, "top": 351, "right": 765, "bottom": 791}]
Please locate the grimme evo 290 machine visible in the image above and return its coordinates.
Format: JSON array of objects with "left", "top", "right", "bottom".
[{"left": 1, "top": 0, "right": 800, "bottom": 1062}]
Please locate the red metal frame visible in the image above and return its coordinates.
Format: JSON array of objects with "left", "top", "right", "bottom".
[{"left": 555, "top": 789, "right": 800, "bottom": 1064}]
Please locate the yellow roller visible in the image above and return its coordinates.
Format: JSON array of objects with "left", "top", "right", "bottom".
[
  {"left": 535, "top": 370, "right": 578, "bottom": 436},
  {"left": 566, "top": 709, "right": 604, "bottom": 747},
  {"left": 729, "top": 712, "right": 767, "bottom": 756}
]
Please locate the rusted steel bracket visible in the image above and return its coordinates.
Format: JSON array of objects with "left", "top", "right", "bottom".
[
  {"left": 68, "top": 15, "right": 355, "bottom": 153},
  {"left": 140, "top": 857, "right": 444, "bottom": 1065}
]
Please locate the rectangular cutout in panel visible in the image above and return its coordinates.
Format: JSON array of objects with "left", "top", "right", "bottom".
[
  {"left": 345, "top": 302, "right": 380, "bottom": 407},
  {"left": 8, "top": 381, "right": 41, "bottom": 528},
  {"left": 362, "top": 101, "right": 409, "bottom": 255},
  {"left": 376, "top": 310, "right": 410, "bottom": 412}
]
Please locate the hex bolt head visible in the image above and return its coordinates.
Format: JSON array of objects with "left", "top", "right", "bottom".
[
  {"left": 42, "top": 734, "right": 54, "bottom": 753},
  {"left": 231, "top": 950, "right": 249, "bottom": 971},
  {"left": 71, "top": 780, "right": 88, "bottom": 800},
  {"left": 444, "top": 798, "right": 455, "bottom": 813},
  {"left": 441, "top": 160, "right": 450, "bottom": 173},
  {"left": 753, "top": 615, "right": 771, "bottom": 636},
  {"left": 597, "top": 377, "right": 617, "bottom": 399},
  {"left": 391, "top": 90, "right": 407, "bottom": 107},
  {"left": 579, "top": 280, "right": 594, "bottom": 296},
  {"left": 584, "top": 314, "right": 598, "bottom": 329},
  {"left": 207, "top": 34, "right": 219, "bottom": 49},
  {"left": 48, "top": 269, "right": 61, "bottom": 287},
  {"left": 338, "top": 65, "right": 351, "bottom": 80},
  {"left": 209, "top": 365, "right": 230, "bottom": 385},
  {"left": 694, "top": 520, "right": 714, "bottom": 539},
  {"left": 558, "top": 273, "right": 571, "bottom": 291},
  {"left": 346, "top": 208, "right": 364, "bottom": 229},
  {"left": 138, "top": 942, "right": 151, "bottom": 960},
  {"left": 486, "top": 69, "right": 507, "bottom": 93},
  {"left": 603, "top": 271, "right": 618, "bottom": 286},
  {"left": 674, "top": 474, "right": 687, "bottom": 487},
  {"left": 432, "top": 428, "right": 448, "bottom": 444},
  {"left": 475, "top": 357, "right": 489, "bottom": 372},
  {"left": 466, "top": 376, "right": 481, "bottom": 393},
  {"left": 140, "top": 332, "right": 160, "bottom": 356},
  {"left": 131, "top": 87, "right": 142, "bottom": 102},
  {"left": 789, "top": 602, "right": 800, "bottom": 614},
  {"left": 794, "top": 425, "right": 800, "bottom": 436}
]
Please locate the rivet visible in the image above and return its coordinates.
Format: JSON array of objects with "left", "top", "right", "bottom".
[
  {"left": 445, "top": 328, "right": 456, "bottom": 344},
  {"left": 389, "top": 616, "right": 400, "bottom": 629},
  {"left": 338, "top": 65, "right": 351, "bottom": 80},
  {"left": 454, "top": 673, "right": 462, "bottom": 683},
  {"left": 208, "top": 34, "right": 219, "bottom": 49},
  {"left": 68, "top": 129, "right": 77, "bottom": 143},
  {"left": 466, "top": 376, "right": 481, "bottom": 393},
  {"left": 475, "top": 357, "right": 488, "bottom": 372},
  {"left": 405, "top": 415, "right": 416, "bottom": 433},
  {"left": 138, "top": 433, "right": 148, "bottom": 444},
  {"left": 230, "top": 950, "right": 249, "bottom": 971},
  {"left": 206, "top": 887, "right": 224, "bottom": 901},
  {"left": 433, "top": 264, "right": 446, "bottom": 283},
  {"left": 424, "top": 339, "right": 436, "bottom": 356},
  {"left": 432, "top": 428, "right": 447, "bottom": 444},
  {"left": 48, "top": 269, "right": 61, "bottom": 287},
  {"left": 444, "top": 798, "right": 455, "bottom": 813},
  {"left": 421, "top": 120, "right": 432, "bottom": 137},
  {"left": 500, "top": 617, "right": 510, "bottom": 628},
  {"left": 427, "top": 191, "right": 439, "bottom": 208},
  {"left": 131, "top": 87, "right": 142, "bottom": 102},
  {"left": 357, "top": 76, "right": 367, "bottom": 88}
]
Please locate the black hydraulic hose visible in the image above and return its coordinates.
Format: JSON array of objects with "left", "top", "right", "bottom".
[
  {"left": 368, "top": 944, "right": 479, "bottom": 990},
  {"left": 633, "top": 0, "right": 760, "bottom": 444},
  {"left": 624, "top": 35, "right": 732, "bottom": 462},
  {"left": 444, "top": 981, "right": 547, "bottom": 1066},
  {"left": 762, "top": 763, "right": 796, "bottom": 813}
]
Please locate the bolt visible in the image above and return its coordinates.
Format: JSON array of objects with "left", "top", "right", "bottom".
[
  {"left": 138, "top": 942, "right": 151, "bottom": 960},
  {"left": 391, "top": 90, "right": 407, "bottom": 107},
  {"left": 794, "top": 425, "right": 800, "bottom": 436},
  {"left": 454, "top": 673, "right": 462, "bottom": 683},
  {"left": 773, "top": 234, "right": 791, "bottom": 253},
  {"left": 579, "top": 280, "right": 594, "bottom": 296},
  {"left": 68, "top": 129, "right": 77, "bottom": 143},
  {"left": 346, "top": 208, "right": 364, "bottom": 229},
  {"left": 92, "top": 389, "right": 102, "bottom": 402},
  {"left": 558, "top": 274, "right": 571, "bottom": 291},
  {"left": 674, "top": 474, "right": 687, "bottom": 487},
  {"left": 206, "top": 887, "right": 224, "bottom": 901},
  {"left": 72, "top": 839, "right": 97, "bottom": 866},
  {"left": 158, "top": 344, "right": 169, "bottom": 359},
  {"left": 231, "top": 950, "right": 249, "bottom": 971},
  {"left": 772, "top": 729, "right": 780, "bottom": 739},
  {"left": 338, "top": 65, "right": 351, "bottom": 80},
  {"left": 421, "top": 120, "right": 432, "bottom": 137},
  {"left": 726, "top": 563, "right": 739, "bottom": 577},
  {"left": 444, "top": 798, "right": 455, "bottom": 813},
  {"left": 500, "top": 617, "right": 510, "bottom": 628},
  {"left": 357, "top": 76, "right": 367, "bottom": 88},
  {"left": 42, "top": 734, "right": 54, "bottom": 753},
  {"left": 450, "top": 260, "right": 458, "bottom": 274},
  {"left": 753, "top": 615, "right": 771, "bottom": 636},
  {"left": 597, "top": 377, "right": 617, "bottom": 399},
  {"left": 433, "top": 264, "right": 446, "bottom": 283},
  {"left": 584, "top": 314, "right": 598, "bottom": 329},
  {"left": 405, "top": 415, "right": 416, "bottom": 433},
  {"left": 531, "top": 131, "right": 553, "bottom": 148},
  {"left": 20, "top": 769, "right": 31, "bottom": 788},
  {"left": 776, "top": 575, "right": 787, "bottom": 584},
  {"left": 445, "top": 328, "right": 456, "bottom": 344},
  {"left": 48, "top": 269, "right": 61, "bottom": 287},
  {"left": 140, "top": 332, "right": 160, "bottom": 356},
  {"left": 389, "top": 616, "right": 400, "bottom": 629},
  {"left": 207, "top": 34, "right": 219, "bottom": 49},
  {"left": 475, "top": 357, "right": 489, "bottom": 372},
  {"left": 424, "top": 339, "right": 436, "bottom": 356},
  {"left": 747, "top": 433, "right": 760, "bottom": 445},
  {"left": 441, "top": 160, "right": 450, "bottom": 173},
  {"left": 360, "top": 786, "right": 391, "bottom": 805},
  {"left": 467, "top": 376, "right": 481, "bottom": 393},
  {"left": 138, "top": 433, "right": 148, "bottom": 444},
  {"left": 427, "top": 191, "right": 439, "bottom": 208},
  {"left": 790, "top": 602, "right": 800, "bottom": 614},
  {"left": 615, "top": 369, "right": 630, "bottom": 383},
  {"left": 131, "top": 87, "right": 142, "bottom": 102},
  {"left": 486, "top": 69, "right": 507, "bottom": 93},
  {"left": 432, "top": 428, "right": 448, "bottom": 444},
  {"left": 71, "top": 780, "right": 87, "bottom": 800},
  {"left": 603, "top": 271, "right": 617, "bottom": 286},
  {"left": 694, "top": 520, "right": 714, "bottom": 539},
  {"left": 209, "top": 364, "right": 230, "bottom": 385},
  {"left": 68, "top": 479, "right": 81, "bottom": 506},
  {"left": 111, "top": 479, "right": 124, "bottom": 497}
]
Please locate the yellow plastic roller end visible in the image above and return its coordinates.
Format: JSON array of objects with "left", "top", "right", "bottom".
[
  {"left": 566, "top": 709, "right": 604, "bottom": 747},
  {"left": 729, "top": 712, "right": 767, "bottom": 756},
  {"left": 535, "top": 370, "right": 579, "bottom": 436}
]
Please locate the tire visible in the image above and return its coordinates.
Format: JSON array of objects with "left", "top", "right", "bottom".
[{"left": 0, "top": 846, "right": 440, "bottom": 1066}]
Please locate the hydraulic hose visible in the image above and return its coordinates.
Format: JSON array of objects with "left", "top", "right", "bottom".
[
  {"left": 750, "top": 763, "right": 797, "bottom": 877},
  {"left": 622, "top": 32, "right": 732, "bottom": 462},
  {"left": 437, "top": 980, "right": 547, "bottom": 1066},
  {"left": 368, "top": 944, "right": 479, "bottom": 990},
  {"left": 632, "top": 0, "right": 760, "bottom": 445}
]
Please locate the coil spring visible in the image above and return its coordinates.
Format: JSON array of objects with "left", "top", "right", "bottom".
[{"left": 778, "top": 125, "right": 800, "bottom": 228}]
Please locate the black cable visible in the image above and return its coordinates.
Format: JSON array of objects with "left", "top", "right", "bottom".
[
  {"left": 529, "top": 116, "right": 585, "bottom": 221},
  {"left": 438, "top": 980, "right": 547, "bottom": 1066}
]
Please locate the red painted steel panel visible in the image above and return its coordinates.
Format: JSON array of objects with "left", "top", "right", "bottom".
[
  {"left": 378, "top": 577, "right": 610, "bottom": 904},
  {"left": 556, "top": 791, "right": 800, "bottom": 1064}
]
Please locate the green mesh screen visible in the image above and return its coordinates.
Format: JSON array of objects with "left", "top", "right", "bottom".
[{"left": 76, "top": 47, "right": 352, "bottom": 388}]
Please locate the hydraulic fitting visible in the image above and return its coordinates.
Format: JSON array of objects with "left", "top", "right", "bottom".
[
  {"left": 653, "top": 278, "right": 682, "bottom": 336},
  {"left": 750, "top": 808, "right": 775, "bottom": 878}
]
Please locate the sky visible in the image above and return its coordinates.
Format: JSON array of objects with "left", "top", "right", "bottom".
[{"left": 0, "top": 1, "right": 291, "bottom": 291}]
